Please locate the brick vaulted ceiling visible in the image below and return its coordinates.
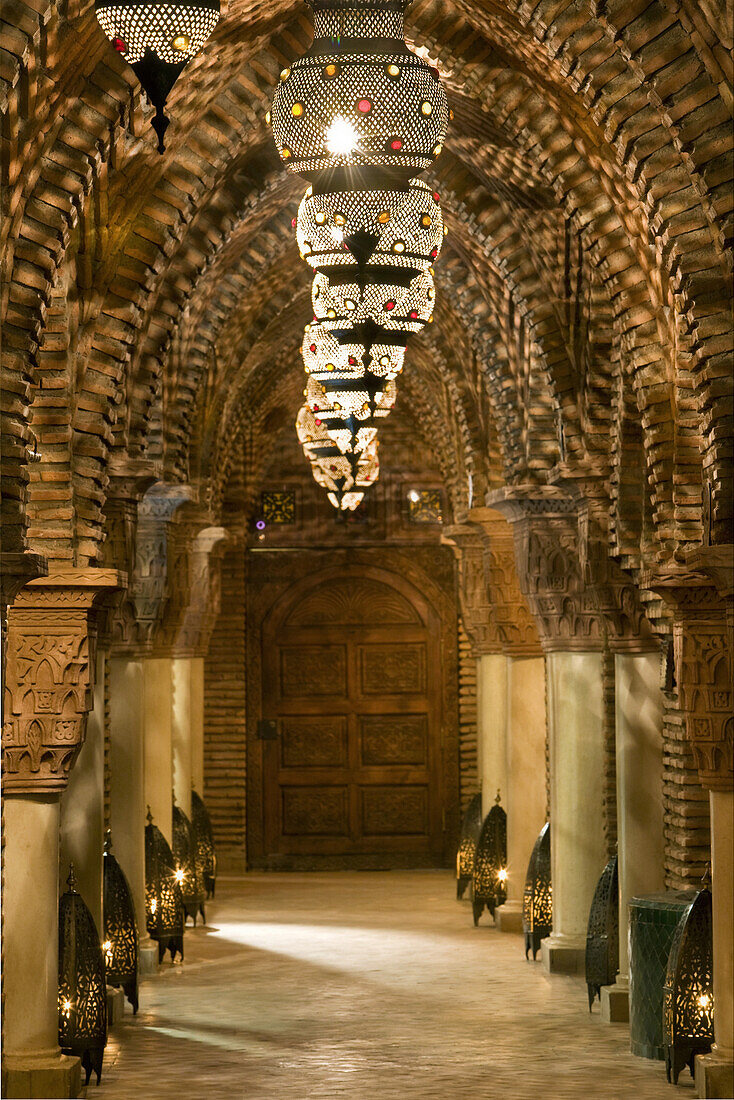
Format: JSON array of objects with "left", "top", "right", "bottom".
[{"left": 1, "top": 0, "right": 732, "bottom": 571}]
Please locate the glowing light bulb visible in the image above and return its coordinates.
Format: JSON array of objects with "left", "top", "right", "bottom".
[
  {"left": 498, "top": 868, "right": 508, "bottom": 882},
  {"left": 326, "top": 117, "right": 357, "bottom": 156},
  {"left": 698, "top": 993, "right": 711, "bottom": 1009},
  {"left": 408, "top": 489, "right": 420, "bottom": 503},
  {"left": 150, "top": 897, "right": 157, "bottom": 914},
  {"left": 102, "top": 940, "right": 112, "bottom": 955},
  {"left": 61, "top": 999, "right": 73, "bottom": 1013},
  {"left": 174, "top": 868, "right": 185, "bottom": 884}
]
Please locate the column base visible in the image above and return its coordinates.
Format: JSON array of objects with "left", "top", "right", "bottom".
[
  {"left": 695, "top": 1049, "right": 734, "bottom": 1099},
  {"left": 2, "top": 1050, "right": 81, "bottom": 1099},
  {"left": 139, "top": 938, "right": 159, "bottom": 976},
  {"left": 541, "top": 933, "right": 586, "bottom": 975},
  {"left": 600, "top": 981, "right": 629, "bottom": 1023},
  {"left": 107, "top": 985, "right": 126, "bottom": 1027},
  {"left": 495, "top": 901, "right": 523, "bottom": 934}
]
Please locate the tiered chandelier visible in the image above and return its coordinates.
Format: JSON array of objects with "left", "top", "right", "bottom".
[{"left": 270, "top": 0, "right": 448, "bottom": 510}]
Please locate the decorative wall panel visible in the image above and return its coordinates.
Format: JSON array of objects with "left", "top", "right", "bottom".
[
  {"left": 359, "top": 715, "right": 427, "bottom": 766},
  {"left": 359, "top": 643, "right": 426, "bottom": 695},
  {"left": 281, "top": 716, "right": 348, "bottom": 769},
  {"left": 280, "top": 646, "right": 347, "bottom": 696},
  {"left": 281, "top": 786, "right": 349, "bottom": 837},
  {"left": 360, "top": 786, "right": 428, "bottom": 836}
]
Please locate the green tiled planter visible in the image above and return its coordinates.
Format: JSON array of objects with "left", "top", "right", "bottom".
[{"left": 629, "top": 892, "right": 696, "bottom": 1060}]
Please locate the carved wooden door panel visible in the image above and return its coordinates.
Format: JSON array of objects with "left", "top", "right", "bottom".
[{"left": 261, "top": 573, "right": 444, "bottom": 867}]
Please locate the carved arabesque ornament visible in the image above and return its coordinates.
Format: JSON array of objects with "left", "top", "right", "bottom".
[
  {"left": 442, "top": 525, "right": 503, "bottom": 656},
  {"left": 2, "top": 569, "right": 125, "bottom": 793}
]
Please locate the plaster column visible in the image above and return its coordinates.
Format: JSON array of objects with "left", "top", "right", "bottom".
[
  {"left": 497, "top": 656, "right": 547, "bottom": 934},
  {"left": 2, "top": 796, "right": 82, "bottom": 1099},
  {"left": 143, "top": 656, "right": 174, "bottom": 845},
  {"left": 476, "top": 652, "right": 508, "bottom": 819},
  {"left": 108, "top": 656, "right": 158, "bottom": 975},
  {"left": 59, "top": 649, "right": 106, "bottom": 931},
  {"left": 695, "top": 790, "right": 734, "bottom": 1098},
  {"left": 190, "top": 656, "right": 205, "bottom": 795},
  {"left": 171, "top": 657, "right": 193, "bottom": 816},
  {"left": 601, "top": 650, "right": 664, "bottom": 1022},
  {"left": 542, "top": 650, "right": 606, "bottom": 973}
]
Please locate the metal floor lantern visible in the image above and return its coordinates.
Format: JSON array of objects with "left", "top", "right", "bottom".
[
  {"left": 103, "top": 831, "right": 139, "bottom": 1013},
  {"left": 145, "top": 807, "right": 185, "bottom": 963},
  {"left": 663, "top": 878, "right": 714, "bottom": 1084},
  {"left": 58, "top": 865, "right": 108, "bottom": 1086},
  {"left": 173, "top": 797, "right": 206, "bottom": 924},
  {"left": 191, "top": 788, "right": 217, "bottom": 899},
  {"left": 456, "top": 792, "right": 482, "bottom": 900},
  {"left": 471, "top": 792, "right": 507, "bottom": 925},
  {"left": 523, "top": 822, "right": 552, "bottom": 960},
  {"left": 585, "top": 853, "right": 619, "bottom": 1010}
]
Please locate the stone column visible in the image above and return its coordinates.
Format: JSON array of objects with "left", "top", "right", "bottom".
[
  {"left": 172, "top": 657, "right": 193, "bottom": 816},
  {"left": 108, "top": 656, "right": 158, "bottom": 975},
  {"left": 59, "top": 648, "right": 106, "bottom": 930},
  {"left": 2, "top": 569, "right": 122, "bottom": 1099},
  {"left": 190, "top": 656, "right": 205, "bottom": 795},
  {"left": 477, "top": 653, "right": 507, "bottom": 818},
  {"left": 601, "top": 647, "right": 665, "bottom": 1022},
  {"left": 143, "top": 657, "right": 174, "bottom": 845}
]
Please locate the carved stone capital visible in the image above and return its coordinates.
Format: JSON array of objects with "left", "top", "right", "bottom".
[
  {"left": 2, "top": 569, "right": 125, "bottom": 793},
  {"left": 442, "top": 525, "right": 504, "bottom": 656},
  {"left": 647, "top": 564, "right": 733, "bottom": 792},
  {"left": 173, "top": 526, "right": 229, "bottom": 656}
]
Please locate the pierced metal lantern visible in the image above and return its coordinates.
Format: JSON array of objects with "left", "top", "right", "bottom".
[
  {"left": 663, "top": 883, "right": 714, "bottom": 1084},
  {"left": 456, "top": 792, "right": 482, "bottom": 900},
  {"left": 303, "top": 319, "right": 407, "bottom": 379},
  {"left": 95, "top": 0, "right": 220, "bottom": 152},
  {"left": 172, "top": 799, "right": 207, "bottom": 925},
  {"left": 270, "top": 0, "right": 448, "bottom": 185},
  {"left": 471, "top": 792, "right": 508, "bottom": 925},
  {"left": 523, "top": 821, "right": 552, "bottom": 960},
  {"left": 102, "top": 831, "right": 139, "bottom": 1014},
  {"left": 297, "top": 179, "right": 443, "bottom": 272},
  {"left": 145, "top": 807, "right": 185, "bottom": 962},
  {"left": 308, "top": 432, "right": 380, "bottom": 511},
  {"left": 191, "top": 789, "right": 217, "bottom": 899},
  {"left": 58, "top": 865, "right": 108, "bottom": 1086},
  {"left": 312, "top": 272, "right": 433, "bottom": 336},
  {"left": 585, "top": 853, "right": 619, "bottom": 1010}
]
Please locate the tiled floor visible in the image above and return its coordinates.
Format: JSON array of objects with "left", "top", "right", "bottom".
[{"left": 96, "top": 872, "right": 688, "bottom": 1099}]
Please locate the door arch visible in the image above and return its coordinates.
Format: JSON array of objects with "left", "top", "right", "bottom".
[{"left": 249, "top": 559, "right": 457, "bottom": 869}]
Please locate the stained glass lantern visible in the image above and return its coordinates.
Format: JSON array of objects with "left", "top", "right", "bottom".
[
  {"left": 663, "top": 881, "right": 714, "bottom": 1084},
  {"left": 269, "top": 0, "right": 448, "bottom": 186},
  {"left": 471, "top": 791, "right": 508, "bottom": 925},
  {"left": 145, "top": 807, "right": 185, "bottom": 963},
  {"left": 297, "top": 179, "right": 443, "bottom": 272},
  {"left": 305, "top": 371, "right": 395, "bottom": 421},
  {"left": 95, "top": 0, "right": 219, "bottom": 152},
  {"left": 312, "top": 271, "right": 433, "bottom": 336},
  {"left": 173, "top": 798, "right": 206, "bottom": 925},
  {"left": 523, "top": 821, "right": 552, "bottom": 960},
  {"left": 191, "top": 789, "right": 217, "bottom": 899},
  {"left": 585, "top": 853, "right": 619, "bottom": 1010},
  {"left": 58, "top": 865, "right": 108, "bottom": 1086},
  {"left": 102, "top": 831, "right": 139, "bottom": 1014},
  {"left": 456, "top": 792, "right": 482, "bottom": 901}
]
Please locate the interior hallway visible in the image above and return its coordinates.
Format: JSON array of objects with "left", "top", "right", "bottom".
[{"left": 97, "top": 872, "right": 682, "bottom": 1099}]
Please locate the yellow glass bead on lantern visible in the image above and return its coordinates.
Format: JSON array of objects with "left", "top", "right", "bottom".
[
  {"left": 269, "top": 0, "right": 448, "bottom": 184},
  {"left": 94, "top": 0, "right": 220, "bottom": 152}
]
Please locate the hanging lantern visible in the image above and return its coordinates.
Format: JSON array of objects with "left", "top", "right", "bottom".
[
  {"left": 305, "top": 372, "right": 395, "bottom": 423},
  {"left": 307, "top": 431, "right": 380, "bottom": 511},
  {"left": 270, "top": 0, "right": 448, "bottom": 185},
  {"left": 585, "top": 853, "right": 619, "bottom": 1011},
  {"left": 663, "top": 879, "right": 714, "bottom": 1084},
  {"left": 191, "top": 789, "right": 217, "bottom": 899},
  {"left": 58, "top": 865, "right": 108, "bottom": 1086},
  {"left": 312, "top": 271, "right": 434, "bottom": 335},
  {"left": 145, "top": 807, "right": 185, "bottom": 963},
  {"left": 471, "top": 791, "right": 508, "bottom": 925},
  {"left": 95, "top": 0, "right": 220, "bottom": 152},
  {"left": 456, "top": 792, "right": 483, "bottom": 900},
  {"left": 303, "top": 319, "right": 406, "bottom": 379},
  {"left": 172, "top": 798, "right": 207, "bottom": 925},
  {"left": 297, "top": 179, "right": 443, "bottom": 272},
  {"left": 522, "top": 822, "right": 552, "bottom": 960},
  {"left": 102, "top": 831, "right": 139, "bottom": 1014}
]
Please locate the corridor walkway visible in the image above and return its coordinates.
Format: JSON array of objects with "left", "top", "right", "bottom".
[{"left": 97, "top": 872, "right": 684, "bottom": 1100}]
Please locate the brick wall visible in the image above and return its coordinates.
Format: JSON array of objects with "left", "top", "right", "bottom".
[{"left": 457, "top": 621, "right": 478, "bottom": 813}]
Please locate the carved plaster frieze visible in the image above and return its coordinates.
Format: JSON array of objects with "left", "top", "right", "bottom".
[
  {"left": 442, "top": 525, "right": 503, "bottom": 656},
  {"left": 2, "top": 569, "right": 125, "bottom": 793}
]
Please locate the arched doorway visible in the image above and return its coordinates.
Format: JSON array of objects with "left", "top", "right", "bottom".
[{"left": 247, "top": 553, "right": 458, "bottom": 869}]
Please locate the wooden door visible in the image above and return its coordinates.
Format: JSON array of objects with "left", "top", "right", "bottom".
[{"left": 261, "top": 571, "right": 445, "bottom": 867}]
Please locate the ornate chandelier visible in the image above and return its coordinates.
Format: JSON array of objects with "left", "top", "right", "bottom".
[
  {"left": 95, "top": 0, "right": 219, "bottom": 151},
  {"left": 272, "top": 0, "right": 448, "bottom": 510}
]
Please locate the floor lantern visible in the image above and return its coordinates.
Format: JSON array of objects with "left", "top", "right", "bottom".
[
  {"left": 191, "top": 788, "right": 217, "bottom": 899},
  {"left": 523, "top": 822, "right": 552, "bottom": 960},
  {"left": 58, "top": 865, "right": 108, "bottom": 1086},
  {"left": 145, "top": 807, "right": 185, "bottom": 962},
  {"left": 102, "top": 831, "right": 139, "bottom": 1013},
  {"left": 663, "top": 878, "right": 714, "bottom": 1084},
  {"left": 173, "top": 797, "right": 207, "bottom": 924},
  {"left": 471, "top": 792, "right": 507, "bottom": 925},
  {"left": 456, "top": 792, "right": 482, "bottom": 900},
  {"left": 585, "top": 853, "right": 619, "bottom": 1010}
]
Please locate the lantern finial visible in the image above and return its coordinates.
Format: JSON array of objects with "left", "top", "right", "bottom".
[
  {"left": 146, "top": 805, "right": 154, "bottom": 826},
  {"left": 66, "top": 863, "right": 78, "bottom": 892}
]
